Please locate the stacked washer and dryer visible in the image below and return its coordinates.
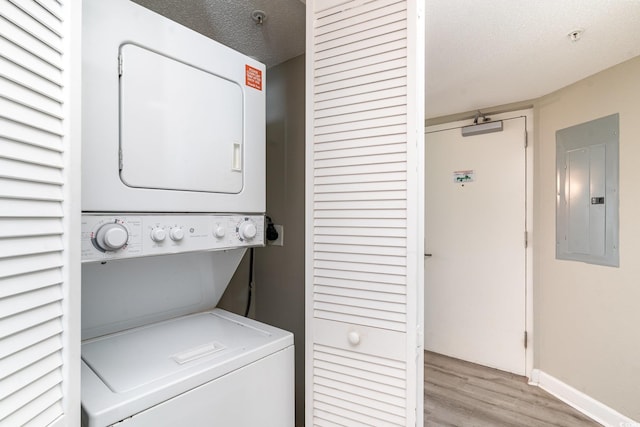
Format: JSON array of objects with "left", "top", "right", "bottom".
[{"left": 80, "top": 1, "right": 294, "bottom": 426}]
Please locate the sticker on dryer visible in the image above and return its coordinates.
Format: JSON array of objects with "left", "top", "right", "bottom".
[{"left": 245, "top": 65, "right": 262, "bottom": 90}]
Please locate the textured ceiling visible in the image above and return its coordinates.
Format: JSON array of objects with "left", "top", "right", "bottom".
[
  {"left": 131, "top": 0, "right": 640, "bottom": 119},
  {"left": 426, "top": 0, "right": 640, "bottom": 118},
  {"left": 131, "top": 0, "right": 306, "bottom": 68}
]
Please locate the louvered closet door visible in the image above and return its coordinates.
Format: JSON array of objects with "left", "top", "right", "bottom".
[
  {"left": 306, "top": 1, "right": 424, "bottom": 426},
  {"left": 0, "top": 1, "right": 80, "bottom": 426}
]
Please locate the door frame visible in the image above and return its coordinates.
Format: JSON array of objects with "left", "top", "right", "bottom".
[{"left": 424, "top": 108, "right": 534, "bottom": 378}]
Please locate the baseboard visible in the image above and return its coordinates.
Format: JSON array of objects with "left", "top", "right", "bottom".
[{"left": 529, "top": 369, "right": 639, "bottom": 427}]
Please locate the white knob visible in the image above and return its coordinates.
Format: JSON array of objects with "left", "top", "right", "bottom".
[
  {"left": 95, "top": 223, "right": 128, "bottom": 251},
  {"left": 238, "top": 221, "right": 257, "bottom": 241},
  {"left": 150, "top": 227, "right": 166, "bottom": 242},
  {"left": 214, "top": 225, "right": 226, "bottom": 238},
  {"left": 170, "top": 227, "right": 184, "bottom": 241},
  {"left": 347, "top": 331, "right": 361, "bottom": 346}
]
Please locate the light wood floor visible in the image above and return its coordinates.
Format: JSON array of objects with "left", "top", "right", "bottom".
[{"left": 424, "top": 351, "right": 602, "bottom": 426}]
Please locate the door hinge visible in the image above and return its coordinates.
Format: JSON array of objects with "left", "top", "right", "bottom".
[
  {"left": 524, "top": 130, "right": 528, "bottom": 148},
  {"left": 524, "top": 331, "right": 528, "bottom": 349},
  {"left": 524, "top": 231, "right": 528, "bottom": 248},
  {"left": 118, "top": 148, "right": 123, "bottom": 171},
  {"left": 118, "top": 54, "right": 123, "bottom": 76}
]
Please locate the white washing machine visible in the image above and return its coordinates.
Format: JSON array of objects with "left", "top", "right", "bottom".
[
  {"left": 79, "top": 215, "right": 294, "bottom": 427},
  {"left": 80, "top": 1, "right": 293, "bottom": 425},
  {"left": 81, "top": 309, "right": 293, "bottom": 427}
]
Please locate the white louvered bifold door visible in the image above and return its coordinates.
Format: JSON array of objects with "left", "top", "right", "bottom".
[
  {"left": 0, "top": 0, "right": 81, "bottom": 426},
  {"left": 306, "top": 1, "right": 424, "bottom": 426}
]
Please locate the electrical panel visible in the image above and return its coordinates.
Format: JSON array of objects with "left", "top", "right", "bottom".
[{"left": 556, "top": 113, "right": 619, "bottom": 266}]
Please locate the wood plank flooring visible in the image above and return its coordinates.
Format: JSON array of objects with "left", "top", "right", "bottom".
[{"left": 424, "top": 351, "right": 602, "bottom": 427}]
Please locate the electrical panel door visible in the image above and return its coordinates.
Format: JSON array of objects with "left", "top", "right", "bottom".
[{"left": 556, "top": 113, "right": 619, "bottom": 266}]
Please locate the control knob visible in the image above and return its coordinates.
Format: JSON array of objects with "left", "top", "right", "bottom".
[
  {"left": 214, "top": 225, "right": 226, "bottom": 239},
  {"left": 95, "top": 223, "right": 129, "bottom": 251},
  {"left": 170, "top": 227, "right": 184, "bottom": 241},
  {"left": 150, "top": 227, "right": 166, "bottom": 242},
  {"left": 238, "top": 220, "right": 257, "bottom": 241}
]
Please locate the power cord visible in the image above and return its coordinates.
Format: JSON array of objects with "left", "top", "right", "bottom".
[
  {"left": 244, "top": 247, "right": 254, "bottom": 317},
  {"left": 244, "top": 216, "right": 279, "bottom": 317}
]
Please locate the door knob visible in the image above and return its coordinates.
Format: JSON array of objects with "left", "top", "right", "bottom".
[{"left": 347, "top": 331, "right": 361, "bottom": 346}]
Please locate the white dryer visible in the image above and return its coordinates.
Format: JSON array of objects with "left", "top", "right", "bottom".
[{"left": 82, "top": 0, "right": 265, "bottom": 213}]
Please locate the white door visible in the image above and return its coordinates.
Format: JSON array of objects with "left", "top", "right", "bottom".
[
  {"left": 306, "top": 0, "right": 425, "bottom": 425},
  {"left": 424, "top": 115, "right": 526, "bottom": 375},
  {"left": 0, "top": 0, "right": 81, "bottom": 425}
]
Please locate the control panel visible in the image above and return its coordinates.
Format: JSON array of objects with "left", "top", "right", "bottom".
[{"left": 81, "top": 214, "right": 265, "bottom": 262}]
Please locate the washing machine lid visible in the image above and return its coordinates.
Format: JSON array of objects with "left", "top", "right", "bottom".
[
  {"left": 82, "top": 310, "right": 290, "bottom": 394},
  {"left": 81, "top": 309, "right": 293, "bottom": 427}
]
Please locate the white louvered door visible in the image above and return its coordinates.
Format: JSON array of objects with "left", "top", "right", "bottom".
[
  {"left": 306, "top": 1, "right": 424, "bottom": 426},
  {"left": 0, "top": 0, "right": 80, "bottom": 426}
]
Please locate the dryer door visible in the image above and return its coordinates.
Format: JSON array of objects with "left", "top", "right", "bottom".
[{"left": 119, "top": 44, "right": 244, "bottom": 194}]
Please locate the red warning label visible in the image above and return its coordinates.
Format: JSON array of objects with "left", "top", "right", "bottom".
[{"left": 245, "top": 65, "right": 262, "bottom": 91}]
